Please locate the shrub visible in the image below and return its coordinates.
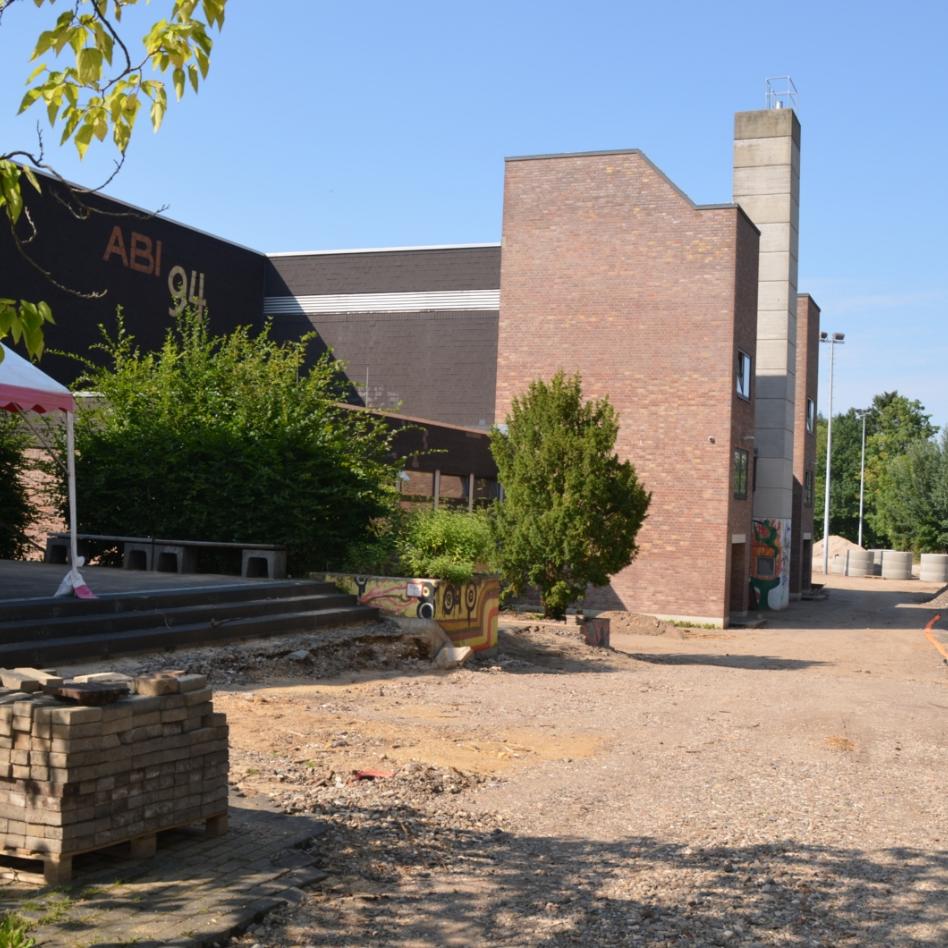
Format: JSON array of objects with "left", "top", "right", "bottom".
[
  {"left": 60, "top": 311, "right": 402, "bottom": 573},
  {"left": 490, "top": 371, "right": 651, "bottom": 619},
  {"left": 395, "top": 508, "right": 495, "bottom": 583},
  {"left": 342, "top": 507, "right": 495, "bottom": 583},
  {"left": 0, "top": 414, "right": 33, "bottom": 560}
]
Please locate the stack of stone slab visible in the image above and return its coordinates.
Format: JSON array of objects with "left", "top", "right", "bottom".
[{"left": 0, "top": 668, "right": 228, "bottom": 884}]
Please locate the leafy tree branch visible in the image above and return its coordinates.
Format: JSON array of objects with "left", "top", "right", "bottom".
[{"left": 0, "top": 0, "right": 228, "bottom": 360}]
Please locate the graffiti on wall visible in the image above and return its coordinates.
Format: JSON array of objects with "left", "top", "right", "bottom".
[
  {"left": 326, "top": 574, "right": 499, "bottom": 652},
  {"left": 750, "top": 518, "right": 791, "bottom": 610}
]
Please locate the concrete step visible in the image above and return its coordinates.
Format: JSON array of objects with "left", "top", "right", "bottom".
[
  {"left": 0, "top": 592, "right": 357, "bottom": 642},
  {"left": 0, "top": 579, "right": 340, "bottom": 622},
  {"left": 0, "top": 604, "right": 380, "bottom": 667}
]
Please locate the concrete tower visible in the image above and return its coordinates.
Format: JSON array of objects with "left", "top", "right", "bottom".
[{"left": 732, "top": 106, "right": 801, "bottom": 610}]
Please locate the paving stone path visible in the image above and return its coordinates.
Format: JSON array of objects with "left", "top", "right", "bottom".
[{"left": 0, "top": 794, "right": 328, "bottom": 947}]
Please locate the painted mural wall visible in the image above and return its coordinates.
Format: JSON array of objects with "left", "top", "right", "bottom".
[
  {"left": 326, "top": 574, "right": 499, "bottom": 652},
  {"left": 750, "top": 518, "right": 791, "bottom": 610}
]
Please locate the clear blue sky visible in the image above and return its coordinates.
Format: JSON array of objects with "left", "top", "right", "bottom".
[{"left": 1, "top": 1, "right": 946, "bottom": 428}]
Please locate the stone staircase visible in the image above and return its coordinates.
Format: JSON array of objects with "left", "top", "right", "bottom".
[{"left": 0, "top": 579, "right": 378, "bottom": 666}]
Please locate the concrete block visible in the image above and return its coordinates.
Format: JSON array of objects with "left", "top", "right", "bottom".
[
  {"left": 0, "top": 671, "right": 42, "bottom": 693},
  {"left": 175, "top": 675, "right": 208, "bottom": 693},
  {"left": 733, "top": 136, "right": 795, "bottom": 168},
  {"left": 432, "top": 644, "right": 473, "bottom": 669},
  {"left": 734, "top": 108, "right": 800, "bottom": 143},
  {"left": 134, "top": 676, "right": 181, "bottom": 696},
  {"left": 152, "top": 543, "right": 196, "bottom": 574},
  {"left": 757, "top": 221, "right": 799, "bottom": 255},
  {"left": 72, "top": 672, "right": 134, "bottom": 685},
  {"left": 122, "top": 695, "right": 163, "bottom": 713},
  {"left": 734, "top": 164, "right": 795, "bottom": 198},
  {"left": 758, "top": 281, "right": 792, "bottom": 313},
  {"left": 756, "top": 338, "right": 791, "bottom": 372},
  {"left": 123, "top": 541, "right": 153, "bottom": 571},
  {"left": 14, "top": 668, "right": 63, "bottom": 690},
  {"left": 755, "top": 427, "right": 794, "bottom": 460},
  {"left": 758, "top": 249, "right": 797, "bottom": 283},
  {"left": 241, "top": 547, "right": 287, "bottom": 579},
  {"left": 45, "top": 706, "right": 104, "bottom": 725},
  {"left": 752, "top": 487, "right": 793, "bottom": 521}
]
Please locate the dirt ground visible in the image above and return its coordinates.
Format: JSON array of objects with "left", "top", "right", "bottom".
[{"left": 68, "top": 576, "right": 948, "bottom": 946}]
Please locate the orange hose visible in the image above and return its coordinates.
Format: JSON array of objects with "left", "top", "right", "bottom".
[{"left": 923, "top": 613, "right": 948, "bottom": 662}]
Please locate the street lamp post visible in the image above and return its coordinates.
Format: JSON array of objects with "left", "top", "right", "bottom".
[
  {"left": 820, "top": 331, "right": 845, "bottom": 575},
  {"left": 857, "top": 409, "right": 868, "bottom": 548}
]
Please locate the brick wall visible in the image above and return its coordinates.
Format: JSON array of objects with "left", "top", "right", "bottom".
[
  {"left": 496, "top": 151, "right": 758, "bottom": 623},
  {"left": 273, "top": 310, "right": 498, "bottom": 428},
  {"left": 727, "top": 213, "right": 762, "bottom": 614},
  {"left": 21, "top": 448, "right": 64, "bottom": 561},
  {"left": 791, "top": 294, "right": 820, "bottom": 594}
]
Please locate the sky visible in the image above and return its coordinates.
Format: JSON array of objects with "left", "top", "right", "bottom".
[{"left": 1, "top": 0, "right": 946, "bottom": 428}]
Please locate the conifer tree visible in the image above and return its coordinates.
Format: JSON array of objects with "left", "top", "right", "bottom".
[{"left": 490, "top": 371, "right": 650, "bottom": 619}]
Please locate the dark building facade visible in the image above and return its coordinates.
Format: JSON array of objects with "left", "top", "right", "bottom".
[
  {"left": 1, "top": 175, "right": 266, "bottom": 385},
  {"left": 264, "top": 246, "right": 500, "bottom": 428}
]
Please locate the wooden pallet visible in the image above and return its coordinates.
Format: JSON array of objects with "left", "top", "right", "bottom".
[{"left": 0, "top": 812, "right": 228, "bottom": 885}]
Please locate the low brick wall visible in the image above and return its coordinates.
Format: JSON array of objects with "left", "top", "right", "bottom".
[{"left": 0, "top": 670, "right": 228, "bottom": 883}]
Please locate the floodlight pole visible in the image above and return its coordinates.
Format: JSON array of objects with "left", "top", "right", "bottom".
[{"left": 820, "top": 332, "right": 845, "bottom": 575}]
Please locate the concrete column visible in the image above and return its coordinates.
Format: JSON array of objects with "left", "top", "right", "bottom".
[{"left": 733, "top": 108, "right": 801, "bottom": 610}]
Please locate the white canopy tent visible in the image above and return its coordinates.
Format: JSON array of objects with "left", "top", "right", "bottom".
[{"left": 0, "top": 342, "right": 90, "bottom": 597}]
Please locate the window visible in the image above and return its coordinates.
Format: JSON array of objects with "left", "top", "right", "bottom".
[
  {"left": 736, "top": 350, "right": 752, "bottom": 399},
  {"left": 806, "top": 398, "right": 815, "bottom": 433},
  {"left": 733, "top": 448, "right": 749, "bottom": 499},
  {"left": 804, "top": 467, "right": 813, "bottom": 507}
]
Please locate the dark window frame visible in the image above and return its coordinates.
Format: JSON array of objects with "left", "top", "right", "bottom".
[
  {"left": 736, "top": 350, "right": 752, "bottom": 400},
  {"left": 806, "top": 397, "right": 815, "bottom": 433},
  {"left": 733, "top": 447, "right": 749, "bottom": 499}
]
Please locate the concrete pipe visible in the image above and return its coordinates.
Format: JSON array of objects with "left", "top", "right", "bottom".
[
  {"left": 919, "top": 553, "right": 948, "bottom": 583},
  {"left": 846, "top": 549, "right": 874, "bottom": 578},
  {"left": 869, "top": 549, "right": 885, "bottom": 575},
  {"left": 881, "top": 550, "right": 913, "bottom": 580}
]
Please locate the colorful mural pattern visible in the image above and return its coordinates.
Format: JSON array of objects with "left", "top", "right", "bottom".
[
  {"left": 326, "top": 574, "right": 499, "bottom": 652},
  {"left": 750, "top": 518, "right": 791, "bottom": 610}
]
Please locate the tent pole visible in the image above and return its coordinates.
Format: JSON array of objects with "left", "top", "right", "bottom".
[{"left": 66, "top": 411, "right": 79, "bottom": 575}]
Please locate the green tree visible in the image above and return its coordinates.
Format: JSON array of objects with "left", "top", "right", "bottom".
[
  {"left": 814, "top": 391, "right": 938, "bottom": 547},
  {"left": 59, "top": 311, "right": 402, "bottom": 573},
  {"left": 0, "top": 413, "right": 34, "bottom": 559},
  {"left": 813, "top": 410, "right": 866, "bottom": 543},
  {"left": 489, "top": 371, "right": 651, "bottom": 619},
  {"left": 873, "top": 432, "right": 948, "bottom": 553},
  {"left": 0, "top": 0, "right": 227, "bottom": 360}
]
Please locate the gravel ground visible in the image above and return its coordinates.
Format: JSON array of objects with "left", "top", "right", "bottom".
[{"left": 69, "top": 578, "right": 948, "bottom": 945}]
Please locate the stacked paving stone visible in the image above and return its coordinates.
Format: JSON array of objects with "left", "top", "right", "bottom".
[{"left": 0, "top": 668, "right": 228, "bottom": 884}]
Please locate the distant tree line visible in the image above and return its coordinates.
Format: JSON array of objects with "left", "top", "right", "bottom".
[{"left": 815, "top": 391, "right": 947, "bottom": 553}]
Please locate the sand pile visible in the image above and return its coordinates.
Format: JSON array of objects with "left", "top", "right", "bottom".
[{"left": 813, "top": 534, "right": 863, "bottom": 573}]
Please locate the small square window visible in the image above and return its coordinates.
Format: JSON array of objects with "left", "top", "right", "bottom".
[
  {"left": 736, "top": 350, "right": 752, "bottom": 400},
  {"left": 733, "top": 448, "right": 749, "bottom": 499},
  {"left": 806, "top": 398, "right": 815, "bottom": 433}
]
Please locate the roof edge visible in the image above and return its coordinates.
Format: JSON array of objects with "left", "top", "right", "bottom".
[
  {"left": 267, "top": 242, "right": 501, "bottom": 258},
  {"left": 505, "top": 147, "right": 746, "bottom": 219}
]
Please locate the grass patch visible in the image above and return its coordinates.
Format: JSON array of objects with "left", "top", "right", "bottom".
[{"left": 0, "top": 911, "right": 36, "bottom": 948}]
